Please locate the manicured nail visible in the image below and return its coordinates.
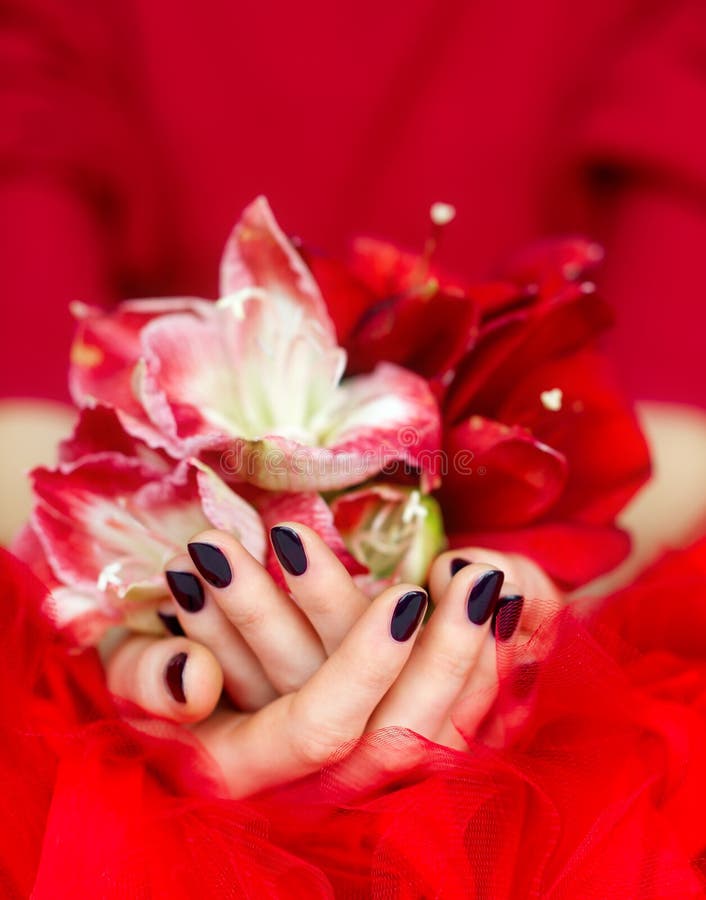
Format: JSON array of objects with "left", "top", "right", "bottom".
[
  {"left": 390, "top": 590, "right": 428, "bottom": 642},
  {"left": 512, "top": 661, "right": 539, "bottom": 699},
  {"left": 166, "top": 652, "right": 187, "bottom": 703},
  {"left": 187, "top": 542, "right": 232, "bottom": 588},
  {"left": 158, "top": 611, "right": 186, "bottom": 636},
  {"left": 492, "top": 595, "right": 524, "bottom": 642},
  {"left": 166, "top": 570, "right": 205, "bottom": 612},
  {"left": 270, "top": 525, "right": 308, "bottom": 576},
  {"left": 467, "top": 569, "right": 504, "bottom": 625},
  {"left": 450, "top": 557, "right": 471, "bottom": 576}
]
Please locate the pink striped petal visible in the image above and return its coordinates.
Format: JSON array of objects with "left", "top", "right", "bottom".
[
  {"left": 59, "top": 405, "right": 171, "bottom": 470},
  {"left": 220, "top": 363, "right": 441, "bottom": 491},
  {"left": 324, "top": 363, "right": 442, "bottom": 490},
  {"left": 135, "top": 289, "right": 346, "bottom": 458},
  {"left": 193, "top": 460, "right": 266, "bottom": 564},
  {"left": 69, "top": 298, "right": 213, "bottom": 411},
  {"left": 219, "top": 196, "right": 336, "bottom": 341},
  {"left": 28, "top": 454, "right": 263, "bottom": 640},
  {"left": 69, "top": 298, "right": 216, "bottom": 452}
]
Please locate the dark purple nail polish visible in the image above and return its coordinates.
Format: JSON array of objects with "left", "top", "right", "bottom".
[
  {"left": 187, "top": 542, "right": 232, "bottom": 588},
  {"left": 467, "top": 569, "right": 504, "bottom": 625},
  {"left": 512, "top": 661, "right": 539, "bottom": 699},
  {"left": 166, "top": 570, "right": 205, "bottom": 612},
  {"left": 492, "top": 594, "right": 524, "bottom": 642},
  {"left": 166, "top": 652, "right": 187, "bottom": 703},
  {"left": 158, "top": 612, "right": 186, "bottom": 636},
  {"left": 450, "top": 557, "right": 471, "bottom": 576},
  {"left": 270, "top": 525, "right": 308, "bottom": 576},
  {"left": 390, "top": 590, "right": 428, "bottom": 642}
]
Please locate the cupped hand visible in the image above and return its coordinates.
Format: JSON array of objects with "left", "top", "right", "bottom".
[{"left": 105, "top": 525, "right": 563, "bottom": 797}]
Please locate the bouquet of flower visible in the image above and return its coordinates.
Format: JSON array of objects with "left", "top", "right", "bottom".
[{"left": 15, "top": 197, "right": 650, "bottom": 644}]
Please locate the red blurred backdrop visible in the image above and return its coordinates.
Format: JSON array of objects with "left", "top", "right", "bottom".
[{"left": 1, "top": 0, "right": 705, "bottom": 405}]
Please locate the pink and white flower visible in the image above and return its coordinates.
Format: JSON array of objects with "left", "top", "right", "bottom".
[
  {"left": 70, "top": 197, "right": 441, "bottom": 492},
  {"left": 23, "top": 416, "right": 265, "bottom": 643}
]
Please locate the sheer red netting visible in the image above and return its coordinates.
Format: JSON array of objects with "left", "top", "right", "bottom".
[{"left": 1, "top": 543, "right": 706, "bottom": 898}]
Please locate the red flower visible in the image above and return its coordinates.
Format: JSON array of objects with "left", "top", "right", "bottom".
[{"left": 308, "top": 235, "right": 651, "bottom": 588}]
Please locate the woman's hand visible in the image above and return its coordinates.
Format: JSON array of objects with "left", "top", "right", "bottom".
[{"left": 105, "top": 525, "right": 563, "bottom": 797}]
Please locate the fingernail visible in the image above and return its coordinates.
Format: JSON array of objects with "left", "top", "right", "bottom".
[
  {"left": 166, "top": 570, "right": 205, "bottom": 612},
  {"left": 187, "top": 542, "right": 232, "bottom": 588},
  {"left": 450, "top": 557, "right": 471, "bottom": 576},
  {"left": 166, "top": 652, "right": 187, "bottom": 703},
  {"left": 390, "top": 590, "right": 428, "bottom": 642},
  {"left": 467, "top": 569, "right": 504, "bottom": 625},
  {"left": 492, "top": 594, "right": 524, "bottom": 642},
  {"left": 270, "top": 525, "right": 308, "bottom": 576},
  {"left": 158, "top": 611, "right": 186, "bottom": 636},
  {"left": 512, "top": 661, "right": 539, "bottom": 699}
]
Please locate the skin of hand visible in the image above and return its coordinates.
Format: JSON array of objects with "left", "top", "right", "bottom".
[
  {"left": 106, "top": 523, "right": 563, "bottom": 797},
  {"left": 0, "top": 400, "right": 76, "bottom": 546},
  {"left": 4, "top": 400, "right": 706, "bottom": 795}
]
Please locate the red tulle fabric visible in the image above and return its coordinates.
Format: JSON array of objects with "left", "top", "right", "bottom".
[{"left": 2, "top": 544, "right": 706, "bottom": 898}]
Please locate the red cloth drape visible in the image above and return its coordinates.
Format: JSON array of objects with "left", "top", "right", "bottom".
[{"left": 2, "top": 540, "right": 706, "bottom": 897}]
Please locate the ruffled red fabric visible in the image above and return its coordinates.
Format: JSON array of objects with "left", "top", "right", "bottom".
[{"left": 2, "top": 543, "right": 706, "bottom": 898}]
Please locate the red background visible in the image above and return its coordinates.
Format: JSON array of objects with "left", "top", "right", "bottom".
[{"left": 1, "top": 0, "right": 705, "bottom": 405}]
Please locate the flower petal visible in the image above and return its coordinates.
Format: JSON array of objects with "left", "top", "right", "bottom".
[
  {"left": 496, "top": 351, "right": 651, "bottom": 523},
  {"left": 324, "top": 363, "right": 442, "bottom": 488},
  {"left": 345, "top": 287, "right": 479, "bottom": 391},
  {"left": 193, "top": 460, "right": 266, "bottom": 564},
  {"left": 219, "top": 195, "right": 336, "bottom": 341},
  {"left": 499, "top": 236, "right": 605, "bottom": 295},
  {"left": 298, "top": 246, "right": 377, "bottom": 343},
  {"left": 28, "top": 453, "right": 264, "bottom": 642},
  {"left": 30, "top": 455, "right": 201, "bottom": 592},
  {"left": 10, "top": 524, "right": 58, "bottom": 589},
  {"left": 58, "top": 405, "right": 172, "bottom": 471},
  {"left": 450, "top": 522, "right": 632, "bottom": 589},
  {"left": 348, "top": 237, "right": 467, "bottom": 298},
  {"left": 223, "top": 363, "right": 441, "bottom": 491},
  {"left": 136, "top": 290, "right": 346, "bottom": 457},
  {"left": 331, "top": 483, "right": 446, "bottom": 587},
  {"left": 439, "top": 416, "right": 568, "bottom": 530},
  {"left": 47, "top": 585, "right": 122, "bottom": 644},
  {"left": 445, "top": 287, "right": 614, "bottom": 423},
  {"left": 69, "top": 298, "right": 213, "bottom": 412}
]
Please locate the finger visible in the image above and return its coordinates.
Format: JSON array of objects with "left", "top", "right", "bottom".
[
  {"left": 430, "top": 547, "right": 564, "bottom": 633},
  {"left": 369, "top": 564, "right": 505, "bottom": 739},
  {"left": 435, "top": 635, "right": 499, "bottom": 751},
  {"left": 164, "top": 553, "right": 277, "bottom": 710},
  {"left": 187, "top": 530, "right": 327, "bottom": 694},
  {"left": 441, "top": 581, "right": 530, "bottom": 749},
  {"left": 193, "top": 583, "right": 428, "bottom": 797},
  {"left": 105, "top": 634, "right": 223, "bottom": 723},
  {"left": 269, "top": 522, "right": 371, "bottom": 654}
]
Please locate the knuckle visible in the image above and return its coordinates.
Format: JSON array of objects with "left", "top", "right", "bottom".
[
  {"left": 354, "top": 660, "right": 395, "bottom": 695},
  {"left": 274, "top": 669, "right": 308, "bottom": 696},
  {"left": 227, "top": 602, "right": 266, "bottom": 632},
  {"left": 298, "top": 587, "right": 334, "bottom": 618},
  {"left": 428, "top": 645, "right": 472, "bottom": 683},
  {"left": 288, "top": 699, "right": 351, "bottom": 766}
]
